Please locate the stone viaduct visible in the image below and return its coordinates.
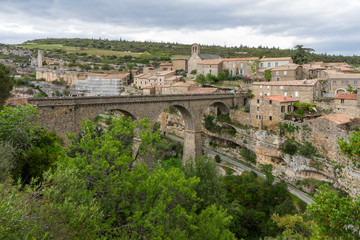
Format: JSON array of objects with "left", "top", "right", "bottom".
[{"left": 28, "top": 93, "right": 247, "bottom": 161}]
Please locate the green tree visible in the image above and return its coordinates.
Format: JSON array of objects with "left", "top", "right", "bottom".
[
  {"left": 183, "top": 156, "right": 226, "bottom": 211},
  {"left": 307, "top": 185, "right": 360, "bottom": 239},
  {"left": 195, "top": 74, "right": 206, "bottom": 85},
  {"left": 264, "top": 69, "right": 272, "bottom": 81},
  {"left": 53, "top": 117, "right": 234, "bottom": 238},
  {"left": 338, "top": 129, "right": 360, "bottom": 164},
  {"left": 0, "top": 105, "right": 62, "bottom": 183},
  {"left": 292, "top": 45, "right": 314, "bottom": 64},
  {"left": 217, "top": 71, "right": 226, "bottom": 81},
  {"left": 0, "top": 63, "right": 14, "bottom": 108}
]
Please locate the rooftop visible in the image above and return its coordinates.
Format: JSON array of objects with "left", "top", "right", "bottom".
[
  {"left": 160, "top": 63, "right": 173, "bottom": 66},
  {"left": 319, "top": 113, "right": 353, "bottom": 125},
  {"left": 199, "top": 53, "right": 221, "bottom": 60},
  {"left": 334, "top": 93, "right": 357, "bottom": 100},
  {"left": 222, "top": 57, "right": 259, "bottom": 62},
  {"left": 271, "top": 64, "right": 300, "bottom": 71},
  {"left": 259, "top": 57, "right": 292, "bottom": 62},
  {"left": 264, "top": 95, "right": 299, "bottom": 103},
  {"left": 253, "top": 79, "right": 319, "bottom": 86}
]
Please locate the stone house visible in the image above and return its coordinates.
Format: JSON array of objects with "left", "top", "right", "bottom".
[
  {"left": 172, "top": 58, "right": 188, "bottom": 72},
  {"left": 143, "top": 81, "right": 200, "bottom": 95},
  {"left": 303, "top": 62, "right": 326, "bottom": 79},
  {"left": 271, "top": 64, "right": 303, "bottom": 82},
  {"left": 222, "top": 57, "right": 259, "bottom": 78},
  {"left": 159, "top": 63, "right": 174, "bottom": 71},
  {"left": 251, "top": 95, "right": 299, "bottom": 129},
  {"left": 333, "top": 93, "right": 360, "bottom": 117},
  {"left": 134, "top": 71, "right": 177, "bottom": 89},
  {"left": 258, "top": 57, "right": 293, "bottom": 76},
  {"left": 252, "top": 79, "right": 322, "bottom": 103},
  {"left": 322, "top": 70, "right": 360, "bottom": 96},
  {"left": 196, "top": 59, "right": 223, "bottom": 76}
]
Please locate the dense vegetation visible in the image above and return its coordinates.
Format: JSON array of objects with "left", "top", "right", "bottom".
[
  {"left": 0, "top": 105, "right": 359, "bottom": 239},
  {"left": 16, "top": 38, "right": 360, "bottom": 66}
]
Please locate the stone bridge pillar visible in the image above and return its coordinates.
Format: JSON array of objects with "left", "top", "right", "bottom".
[{"left": 183, "top": 130, "right": 202, "bottom": 164}]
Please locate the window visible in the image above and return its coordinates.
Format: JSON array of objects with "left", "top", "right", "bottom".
[
  {"left": 267, "top": 85, "right": 270, "bottom": 89},
  {"left": 341, "top": 99, "right": 345, "bottom": 104},
  {"left": 280, "top": 86, "right": 283, "bottom": 89},
  {"left": 256, "top": 115, "right": 258, "bottom": 119},
  {"left": 346, "top": 81, "right": 349, "bottom": 85},
  {"left": 269, "top": 116, "right": 272, "bottom": 121},
  {"left": 260, "top": 93, "right": 263, "bottom": 96},
  {"left": 281, "top": 106, "right": 285, "bottom": 112},
  {"left": 260, "top": 63, "right": 264, "bottom": 67},
  {"left": 241, "top": 63, "right": 243, "bottom": 68},
  {"left": 268, "top": 63, "right": 271, "bottom": 67},
  {"left": 260, "top": 85, "right": 263, "bottom": 88},
  {"left": 268, "top": 92, "right": 270, "bottom": 96},
  {"left": 269, "top": 100, "right": 272, "bottom": 104},
  {"left": 342, "top": 81, "right": 346, "bottom": 85},
  {"left": 284, "top": 92, "right": 287, "bottom": 96},
  {"left": 355, "top": 81, "right": 358, "bottom": 86},
  {"left": 333, "top": 81, "right": 337, "bottom": 86},
  {"left": 295, "top": 91, "right": 299, "bottom": 97},
  {"left": 257, "top": 99, "right": 260, "bottom": 104},
  {"left": 276, "top": 71, "right": 279, "bottom": 75},
  {"left": 275, "top": 62, "right": 279, "bottom": 67},
  {"left": 257, "top": 107, "right": 259, "bottom": 111},
  {"left": 288, "top": 105, "right": 292, "bottom": 112},
  {"left": 284, "top": 71, "right": 287, "bottom": 75},
  {"left": 277, "top": 77, "right": 280, "bottom": 81}
]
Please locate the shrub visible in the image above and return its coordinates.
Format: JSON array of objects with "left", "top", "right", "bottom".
[
  {"left": 282, "top": 137, "right": 298, "bottom": 155},
  {"left": 215, "top": 155, "right": 221, "bottom": 163},
  {"left": 240, "top": 148, "right": 256, "bottom": 163}
]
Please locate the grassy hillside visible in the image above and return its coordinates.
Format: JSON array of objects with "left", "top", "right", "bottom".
[{"left": 2, "top": 38, "right": 357, "bottom": 67}]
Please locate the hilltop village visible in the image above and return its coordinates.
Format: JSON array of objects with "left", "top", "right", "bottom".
[{"left": 3, "top": 42, "right": 360, "bottom": 197}]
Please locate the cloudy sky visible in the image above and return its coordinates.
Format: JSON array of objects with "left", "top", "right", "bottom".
[{"left": 1, "top": 0, "right": 360, "bottom": 55}]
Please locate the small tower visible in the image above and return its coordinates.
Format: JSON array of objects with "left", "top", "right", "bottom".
[
  {"left": 37, "top": 50, "right": 44, "bottom": 67},
  {"left": 191, "top": 43, "right": 200, "bottom": 56}
]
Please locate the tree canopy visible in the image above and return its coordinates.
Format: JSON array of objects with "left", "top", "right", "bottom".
[{"left": 0, "top": 63, "right": 14, "bottom": 108}]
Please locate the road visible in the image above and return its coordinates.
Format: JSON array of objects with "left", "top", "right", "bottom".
[{"left": 162, "top": 133, "right": 314, "bottom": 204}]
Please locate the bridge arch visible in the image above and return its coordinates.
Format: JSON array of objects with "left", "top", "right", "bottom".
[{"left": 207, "top": 101, "right": 231, "bottom": 115}]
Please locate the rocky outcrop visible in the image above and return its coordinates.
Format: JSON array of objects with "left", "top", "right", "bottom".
[{"left": 160, "top": 111, "right": 360, "bottom": 196}]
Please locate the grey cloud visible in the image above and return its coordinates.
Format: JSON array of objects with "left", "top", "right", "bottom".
[{"left": 1, "top": 0, "right": 360, "bottom": 54}]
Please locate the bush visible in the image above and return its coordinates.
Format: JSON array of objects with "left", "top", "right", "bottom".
[
  {"left": 282, "top": 137, "right": 298, "bottom": 155},
  {"left": 190, "top": 69, "right": 197, "bottom": 74},
  {"left": 240, "top": 148, "right": 256, "bottom": 163},
  {"left": 215, "top": 154, "right": 221, "bottom": 163}
]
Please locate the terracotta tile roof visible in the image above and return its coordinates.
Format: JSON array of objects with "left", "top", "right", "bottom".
[
  {"left": 319, "top": 113, "right": 353, "bottom": 124},
  {"left": 265, "top": 95, "right": 299, "bottom": 103},
  {"left": 271, "top": 64, "right": 300, "bottom": 71},
  {"left": 197, "top": 59, "right": 223, "bottom": 65},
  {"left": 185, "top": 88, "right": 218, "bottom": 94},
  {"left": 157, "top": 70, "right": 175, "bottom": 76},
  {"left": 160, "top": 63, "right": 173, "bottom": 66},
  {"left": 260, "top": 57, "right": 292, "bottom": 62},
  {"left": 222, "top": 57, "right": 259, "bottom": 61},
  {"left": 334, "top": 93, "right": 357, "bottom": 100},
  {"left": 145, "top": 67, "right": 156, "bottom": 69},
  {"left": 253, "top": 79, "right": 319, "bottom": 86},
  {"left": 143, "top": 85, "right": 155, "bottom": 89},
  {"left": 324, "top": 62, "right": 347, "bottom": 67},
  {"left": 327, "top": 71, "right": 360, "bottom": 79}
]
